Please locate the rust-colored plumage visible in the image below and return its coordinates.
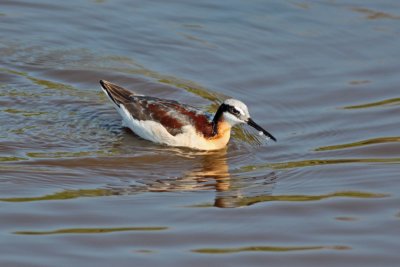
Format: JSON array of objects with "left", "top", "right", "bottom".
[{"left": 100, "top": 80, "right": 216, "bottom": 138}]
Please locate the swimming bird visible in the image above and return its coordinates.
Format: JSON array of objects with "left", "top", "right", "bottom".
[{"left": 100, "top": 80, "right": 276, "bottom": 150}]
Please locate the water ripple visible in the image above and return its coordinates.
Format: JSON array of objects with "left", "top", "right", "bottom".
[
  {"left": 191, "top": 245, "right": 350, "bottom": 254},
  {"left": 239, "top": 158, "right": 400, "bottom": 171},
  {"left": 14, "top": 226, "right": 168, "bottom": 235},
  {"left": 315, "top": 136, "right": 400, "bottom": 151},
  {"left": 343, "top": 97, "right": 400, "bottom": 109},
  {"left": 189, "top": 191, "right": 388, "bottom": 208}
]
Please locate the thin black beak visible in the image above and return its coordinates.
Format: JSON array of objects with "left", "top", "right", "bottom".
[{"left": 247, "top": 118, "right": 277, "bottom": 142}]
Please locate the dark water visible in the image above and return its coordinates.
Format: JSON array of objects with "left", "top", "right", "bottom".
[{"left": 1, "top": 0, "right": 400, "bottom": 266}]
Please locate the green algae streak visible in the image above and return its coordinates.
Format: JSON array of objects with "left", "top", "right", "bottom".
[
  {"left": 315, "top": 137, "right": 400, "bottom": 151},
  {"left": 14, "top": 226, "right": 168, "bottom": 235},
  {"left": 192, "top": 245, "right": 350, "bottom": 254}
]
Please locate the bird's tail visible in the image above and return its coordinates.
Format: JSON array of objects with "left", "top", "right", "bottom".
[{"left": 100, "top": 80, "right": 134, "bottom": 107}]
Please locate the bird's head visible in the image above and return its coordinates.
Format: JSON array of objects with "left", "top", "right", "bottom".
[{"left": 213, "top": 99, "right": 276, "bottom": 141}]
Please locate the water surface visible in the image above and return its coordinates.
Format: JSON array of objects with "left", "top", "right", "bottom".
[{"left": 1, "top": 0, "right": 399, "bottom": 266}]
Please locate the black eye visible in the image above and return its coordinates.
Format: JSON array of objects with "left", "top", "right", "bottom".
[{"left": 229, "top": 107, "right": 240, "bottom": 116}]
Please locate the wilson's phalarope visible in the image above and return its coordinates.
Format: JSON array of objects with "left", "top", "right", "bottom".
[{"left": 100, "top": 80, "right": 276, "bottom": 150}]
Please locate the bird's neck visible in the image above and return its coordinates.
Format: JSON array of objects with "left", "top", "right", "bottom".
[
  {"left": 207, "top": 120, "right": 232, "bottom": 149},
  {"left": 210, "top": 110, "right": 232, "bottom": 147},
  {"left": 201, "top": 106, "right": 231, "bottom": 148},
  {"left": 212, "top": 104, "right": 228, "bottom": 135}
]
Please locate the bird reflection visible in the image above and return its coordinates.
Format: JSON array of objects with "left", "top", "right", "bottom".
[{"left": 146, "top": 148, "right": 277, "bottom": 208}]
